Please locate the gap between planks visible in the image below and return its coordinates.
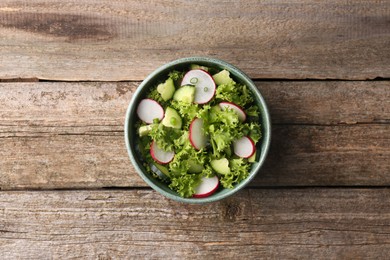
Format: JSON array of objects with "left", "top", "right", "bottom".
[{"left": 1, "top": 78, "right": 390, "bottom": 83}]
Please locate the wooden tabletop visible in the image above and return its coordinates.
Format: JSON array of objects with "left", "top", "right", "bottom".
[{"left": 1, "top": 1, "right": 389, "bottom": 259}]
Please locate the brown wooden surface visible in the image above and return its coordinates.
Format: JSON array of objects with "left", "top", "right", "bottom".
[
  {"left": 1, "top": 189, "right": 390, "bottom": 259},
  {"left": 1, "top": 0, "right": 390, "bottom": 258},
  {"left": 0, "top": 0, "right": 389, "bottom": 81},
  {"left": 0, "top": 81, "right": 389, "bottom": 190}
]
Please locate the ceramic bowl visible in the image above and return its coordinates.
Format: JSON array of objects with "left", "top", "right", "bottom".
[{"left": 124, "top": 57, "right": 271, "bottom": 203}]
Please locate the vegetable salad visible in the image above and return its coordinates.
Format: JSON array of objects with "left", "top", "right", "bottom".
[{"left": 136, "top": 65, "right": 262, "bottom": 198}]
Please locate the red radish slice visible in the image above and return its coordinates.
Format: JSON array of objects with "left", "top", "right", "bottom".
[
  {"left": 137, "top": 99, "right": 164, "bottom": 124},
  {"left": 233, "top": 136, "right": 256, "bottom": 158},
  {"left": 193, "top": 176, "right": 219, "bottom": 198},
  {"left": 150, "top": 141, "right": 174, "bottom": 164},
  {"left": 189, "top": 118, "right": 207, "bottom": 150},
  {"left": 181, "top": 69, "right": 216, "bottom": 104},
  {"left": 219, "top": 102, "right": 246, "bottom": 122}
]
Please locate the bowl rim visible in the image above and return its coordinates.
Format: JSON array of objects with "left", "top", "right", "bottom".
[{"left": 124, "top": 56, "right": 271, "bottom": 203}]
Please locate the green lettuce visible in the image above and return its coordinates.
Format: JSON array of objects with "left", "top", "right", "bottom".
[
  {"left": 168, "top": 70, "right": 184, "bottom": 81},
  {"left": 169, "top": 174, "right": 201, "bottom": 198},
  {"left": 215, "top": 82, "right": 253, "bottom": 107},
  {"left": 149, "top": 123, "right": 182, "bottom": 152},
  {"left": 219, "top": 158, "right": 250, "bottom": 189},
  {"left": 170, "top": 100, "right": 199, "bottom": 128},
  {"left": 147, "top": 88, "right": 166, "bottom": 106},
  {"left": 245, "top": 105, "right": 259, "bottom": 118},
  {"left": 207, "top": 107, "right": 243, "bottom": 158}
]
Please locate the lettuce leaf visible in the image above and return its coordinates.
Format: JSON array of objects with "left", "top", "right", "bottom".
[
  {"left": 147, "top": 88, "right": 167, "bottom": 107},
  {"left": 245, "top": 105, "right": 259, "bottom": 118},
  {"left": 170, "top": 100, "right": 199, "bottom": 128},
  {"left": 149, "top": 123, "right": 182, "bottom": 152},
  {"left": 207, "top": 108, "right": 244, "bottom": 158},
  {"left": 219, "top": 158, "right": 250, "bottom": 189},
  {"left": 169, "top": 174, "right": 201, "bottom": 198},
  {"left": 242, "top": 122, "right": 262, "bottom": 144},
  {"left": 168, "top": 70, "right": 184, "bottom": 81},
  {"left": 215, "top": 82, "right": 253, "bottom": 107}
]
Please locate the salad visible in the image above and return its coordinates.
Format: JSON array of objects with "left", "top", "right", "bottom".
[{"left": 135, "top": 65, "right": 262, "bottom": 198}]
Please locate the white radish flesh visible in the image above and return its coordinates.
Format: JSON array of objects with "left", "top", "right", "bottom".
[
  {"left": 181, "top": 69, "right": 216, "bottom": 104},
  {"left": 189, "top": 118, "right": 207, "bottom": 150},
  {"left": 150, "top": 141, "right": 175, "bottom": 164},
  {"left": 219, "top": 102, "right": 246, "bottom": 122},
  {"left": 193, "top": 176, "right": 219, "bottom": 198},
  {"left": 137, "top": 99, "right": 164, "bottom": 124},
  {"left": 233, "top": 136, "right": 255, "bottom": 158}
]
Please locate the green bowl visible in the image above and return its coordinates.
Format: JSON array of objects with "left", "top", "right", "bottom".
[{"left": 124, "top": 57, "right": 271, "bottom": 203}]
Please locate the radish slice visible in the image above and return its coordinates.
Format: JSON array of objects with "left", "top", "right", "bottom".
[
  {"left": 193, "top": 176, "right": 219, "bottom": 198},
  {"left": 233, "top": 136, "right": 255, "bottom": 158},
  {"left": 150, "top": 141, "right": 174, "bottom": 164},
  {"left": 219, "top": 102, "right": 246, "bottom": 122},
  {"left": 137, "top": 99, "right": 164, "bottom": 124},
  {"left": 181, "top": 69, "right": 216, "bottom": 104},
  {"left": 189, "top": 118, "right": 207, "bottom": 150}
]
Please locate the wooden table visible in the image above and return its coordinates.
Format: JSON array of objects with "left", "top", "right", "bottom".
[{"left": 1, "top": 1, "right": 389, "bottom": 259}]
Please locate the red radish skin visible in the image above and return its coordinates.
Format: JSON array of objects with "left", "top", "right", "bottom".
[
  {"left": 150, "top": 141, "right": 175, "bottom": 164},
  {"left": 219, "top": 102, "right": 246, "bottom": 122},
  {"left": 137, "top": 99, "right": 164, "bottom": 124},
  {"left": 181, "top": 69, "right": 216, "bottom": 104},
  {"left": 233, "top": 136, "right": 256, "bottom": 158},
  {"left": 193, "top": 176, "right": 219, "bottom": 198},
  {"left": 189, "top": 118, "right": 207, "bottom": 150}
]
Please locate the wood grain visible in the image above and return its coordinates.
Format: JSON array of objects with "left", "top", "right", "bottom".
[
  {"left": 0, "top": 0, "right": 389, "bottom": 81},
  {"left": 1, "top": 189, "right": 390, "bottom": 259},
  {"left": 260, "top": 81, "right": 390, "bottom": 125},
  {"left": 0, "top": 81, "right": 389, "bottom": 189},
  {"left": 1, "top": 81, "right": 388, "bottom": 129}
]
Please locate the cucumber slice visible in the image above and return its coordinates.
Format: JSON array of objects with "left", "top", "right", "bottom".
[
  {"left": 248, "top": 151, "right": 257, "bottom": 163},
  {"left": 173, "top": 85, "right": 195, "bottom": 103},
  {"left": 188, "top": 160, "right": 204, "bottom": 173},
  {"left": 157, "top": 78, "right": 175, "bottom": 101},
  {"left": 190, "top": 64, "right": 209, "bottom": 72},
  {"left": 138, "top": 125, "right": 153, "bottom": 137},
  {"left": 150, "top": 163, "right": 170, "bottom": 181},
  {"left": 162, "top": 107, "right": 182, "bottom": 129},
  {"left": 210, "top": 158, "right": 230, "bottom": 175},
  {"left": 212, "top": 69, "right": 234, "bottom": 86}
]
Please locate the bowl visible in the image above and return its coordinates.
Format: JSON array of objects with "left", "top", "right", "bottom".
[{"left": 124, "top": 57, "right": 271, "bottom": 203}]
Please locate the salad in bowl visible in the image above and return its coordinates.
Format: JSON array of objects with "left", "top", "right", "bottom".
[{"left": 125, "top": 57, "right": 270, "bottom": 203}]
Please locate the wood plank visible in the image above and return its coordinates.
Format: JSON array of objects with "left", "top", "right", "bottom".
[
  {"left": 1, "top": 124, "right": 388, "bottom": 189},
  {"left": 1, "top": 189, "right": 390, "bottom": 259},
  {"left": 256, "top": 124, "right": 390, "bottom": 187},
  {"left": 260, "top": 81, "right": 390, "bottom": 125},
  {"left": 1, "top": 81, "right": 389, "bottom": 128},
  {"left": 0, "top": 81, "right": 389, "bottom": 189},
  {"left": 1, "top": 0, "right": 389, "bottom": 80}
]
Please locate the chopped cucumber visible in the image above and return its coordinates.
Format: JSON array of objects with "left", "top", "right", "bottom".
[
  {"left": 138, "top": 125, "right": 153, "bottom": 137},
  {"left": 157, "top": 78, "right": 175, "bottom": 101},
  {"left": 150, "top": 163, "right": 170, "bottom": 181},
  {"left": 162, "top": 107, "right": 182, "bottom": 129},
  {"left": 210, "top": 158, "right": 230, "bottom": 175},
  {"left": 173, "top": 85, "right": 195, "bottom": 103},
  {"left": 188, "top": 160, "right": 204, "bottom": 173},
  {"left": 190, "top": 64, "right": 209, "bottom": 72},
  {"left": 212, "top": 69, "right": 234, "bottom": 85},
  {"left": 248, "top": 151, "right": 256, "bottom": 163}
]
